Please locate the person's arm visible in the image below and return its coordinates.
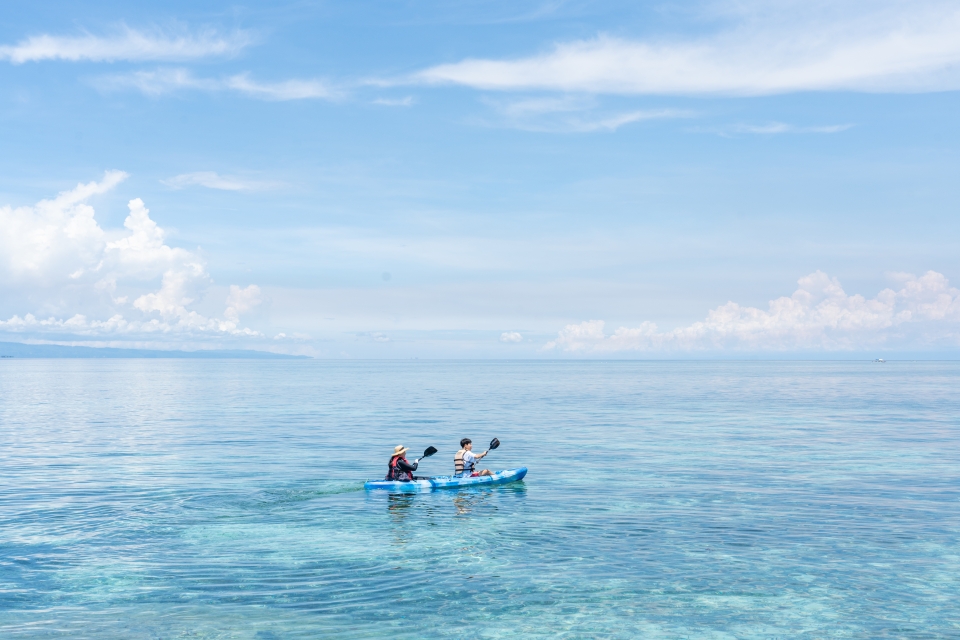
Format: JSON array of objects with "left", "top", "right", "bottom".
[
  {"left": 397, "top": 458, "right": 418, "bottom": 472},
  {"left": 476, "top": 450, "right": 488, "bottom": 459}
]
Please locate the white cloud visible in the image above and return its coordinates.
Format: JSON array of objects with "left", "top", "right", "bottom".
[
  {"left": 413, "top": 2, "right": 960, "bottom": 95},
  {"left": 225, "top": 285, "right": 262, "bottom": 323},
  {"left": 372, "top": 96, "right": 415, "bottom": 107},
  {"left": 0, "top": 173, "right": 262, "bottom": 339},
  {"left": 500, "top": 331, "right": 523, "bottom": 343},
  {"left": 162, "top": 171, "right": 279, "bottom": 191},
  {"left": 567, "top": 109, "right": 689, "bottom": 132},
  {"left": 492, "top": 95, "right": 591, "bottom": 118},
  {"left": 545, "top": 271, "right": 960, "bottom": 352},
  {"left": 714, "top": 122, "right": 855, "bottom": 135},
  {"left": 0, "top": 171, "right": 126, "bottom": 282},
  {"left": 0, "top": 27, "right": 252, "bottom": 63},
  {"left": 93, "top": 68, "right": 338, "bottom": 101},
  {"left": 94, "top": 67, "right": 213, "bottom": 95},
  {"left": 744, "top": 123, "right": 851, "bottom": 134},
  {"left": 483, "top": 95, "right": 692, "bottom": 132},
  {"left": 224, "top": 73, "right": 336, "bottom": 100}
]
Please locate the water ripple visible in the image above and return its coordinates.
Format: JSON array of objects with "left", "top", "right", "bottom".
[{"left": 1, "top": 360, "right": 959, "bottom": 637}]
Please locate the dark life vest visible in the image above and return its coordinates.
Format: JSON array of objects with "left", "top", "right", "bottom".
[{"left": 387, "top": 454, "right": 414, "bottom": 481}]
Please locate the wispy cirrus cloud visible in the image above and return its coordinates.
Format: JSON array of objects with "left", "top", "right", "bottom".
[
  {"left": 93, "top": 67, "right": 339, "bottom": 101},
  {"left": 161, "top": 172, "right": 281, "bottom": 192},
  {"left": 94, "top": 67, "right": 211, "bottom": 95},
  {"left": 694, "top": 122, "right": 855, "bottom": 136},
  {"left": 372, "top": 96, "right": 415, "bottom": 107},
  {"left": 223, "top": 73, "right": 337, "bottom": 100},
  {"left": 556, "top": 109, "right": 690, "bottom": 133},
  {"left": 0, "top": 26, "right": 253, "bottom": 63},
  {"left": 483, "top": 95, "right": 692, "bottom": 132},
  {"left": 412, "top": 2, "right": 960, "bottom": 95},
  {"left": 545, "top": 271, "right": 960, "bottom": 353},
  {"left": 729, "top": 123, "right": 853, "bottom": 134}
]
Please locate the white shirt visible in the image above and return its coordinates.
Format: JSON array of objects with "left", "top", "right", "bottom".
[{"left": 461, "top": 450, "right": 478, "bottom": 474}]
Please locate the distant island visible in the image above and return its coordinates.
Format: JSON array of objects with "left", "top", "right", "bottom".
[{"left": 0, "top": 342, "right": 310, "bottom": 359}]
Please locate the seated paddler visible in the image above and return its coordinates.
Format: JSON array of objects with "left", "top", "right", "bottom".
[
  {"left": 386, "top": 445, "right": 419, "bottom": 482},
  {"left": 454, "top": 438, "right": 493, "bottom": 477}
]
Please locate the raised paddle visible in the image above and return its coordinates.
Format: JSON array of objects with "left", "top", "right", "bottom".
[
  {"left": 488, "top": 438, "right": 500, "bottom": 452},
  {"left": 411, "top": 446, "right": 438, "bottom": 481},
  {"left": 416, "top": 446, "right": 438, "bottom": 462}
]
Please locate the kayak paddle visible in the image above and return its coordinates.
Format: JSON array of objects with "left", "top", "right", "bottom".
[
  {"left": 416, "top": 446, "right": 438, "bottom": 462},
  {"left": 410, "top": 446, "right": 438, "bottom": 480},
  {"left": 488, "top": 438, "right": 500, "bottom": 452}
]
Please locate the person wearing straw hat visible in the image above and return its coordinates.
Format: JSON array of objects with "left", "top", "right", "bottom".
[{"left": 386, "top": 445, "right": 420, "bottom": 482}]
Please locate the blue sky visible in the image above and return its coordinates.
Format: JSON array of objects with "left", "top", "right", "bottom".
[{"left": 1, "top": 0, "right": 959, "bottom": 357}]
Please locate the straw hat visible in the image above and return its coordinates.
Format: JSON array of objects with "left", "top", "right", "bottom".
[{"left": 393, "top": 445, "right": 409, "bottom": 456}]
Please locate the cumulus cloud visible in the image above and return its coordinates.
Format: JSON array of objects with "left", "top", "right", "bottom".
[
  {"left": 93, "top": 67, "right": 338, "bottom": 101},
  {"left": 0, "top": 27, "right": 252, "bottom": 63},
  {"left": 162, "top": 171, "right": 279, "bottom": 191},
  {"left": 413, "top": 2, "right": 960, "bottom": 95},
  {"left": 225, "top": 285, "right": 262, "bottom": 323},
  {"left": 545, "top": 271, "right": 960, "bottom": 352},
  {"left": 500, "top": 331, "right": 523, "bottom": 343},
  {"left": 0, "top": 172, "right": 262, "bottom": 339},
  {"left": 0, "top": 171, "right": 126, "bottom": 284}
]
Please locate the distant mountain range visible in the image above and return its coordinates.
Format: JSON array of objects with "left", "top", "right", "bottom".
[{"left": 0, "top": 342, "right": 310, "bottom": 359}]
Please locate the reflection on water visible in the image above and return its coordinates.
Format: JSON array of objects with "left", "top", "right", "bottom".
[
  {"left": 387, "top": 493, "right": 415, "bottom": 545},
  {"left": 451, "top": 483, "right": 527, "bottom": 515},
  {"left": 1, "top": 360, "right": 959, "bottom": 638}
]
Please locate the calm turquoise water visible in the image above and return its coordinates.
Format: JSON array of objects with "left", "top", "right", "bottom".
[{"left": 1, "top": 360, "right": 958, "bottom": 638}]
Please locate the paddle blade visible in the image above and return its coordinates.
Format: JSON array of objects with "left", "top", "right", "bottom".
[
  {"left": 422, "top": 446, "right": 438, "bottom": 458},
  {"left": 489, "top": 438, "right": 500, "bottom": 450}
]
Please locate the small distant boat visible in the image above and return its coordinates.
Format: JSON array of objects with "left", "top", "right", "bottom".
[
  {"left": 364, "top": 467, "right": 527, "bottom": 492},
  {"left": 874, "top": 358, "right": 886, "bottom": 363}
]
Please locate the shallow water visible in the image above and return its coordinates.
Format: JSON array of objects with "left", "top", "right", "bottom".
[{"left": 1, "top": 360, "right": 958, "bottom": 638}]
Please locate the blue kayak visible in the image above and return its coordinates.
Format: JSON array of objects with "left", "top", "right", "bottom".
[{"left": 364, "top": 467, "right": 527, "bottom": 492}]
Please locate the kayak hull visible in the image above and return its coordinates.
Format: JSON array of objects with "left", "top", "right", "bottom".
[
  {"left": 362, "top": 479, "right": 433, "bottom": 492},
  {"left": 364, "top": 467, "right": 527, "bottom": 491}
]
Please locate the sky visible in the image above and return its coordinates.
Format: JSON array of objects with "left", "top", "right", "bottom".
[{"left": 1, "top": 0, "right": 959, "bottom": 358}]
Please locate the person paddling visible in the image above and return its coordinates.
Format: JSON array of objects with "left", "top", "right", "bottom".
[
  {"left": 386, "top": 445, "right": 419, "bottom": 482},
  {"left": 454, "top": 438, "right": 493, "bottom": 477}
]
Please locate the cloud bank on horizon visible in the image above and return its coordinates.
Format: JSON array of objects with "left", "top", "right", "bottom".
[
  {"left": 2, "top": 175, "right": 958, "bottom": 354},
  {"left": 0, "top": 173, "right": 261, "bottom": 340},
  {"left": 546, "top": 272, "right": 960, "bottom": 353}
]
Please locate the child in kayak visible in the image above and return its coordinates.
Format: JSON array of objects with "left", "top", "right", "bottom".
[
  {"left": 454, "top": 438, "right": 493, "bottom": 477},
  {"left": 386, "top": 445, "right": 419, "bottom": 481}
]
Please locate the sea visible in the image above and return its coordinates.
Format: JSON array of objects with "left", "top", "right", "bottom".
[{"left": 1, "top": 360, "right": 958, "bottom": 638}]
